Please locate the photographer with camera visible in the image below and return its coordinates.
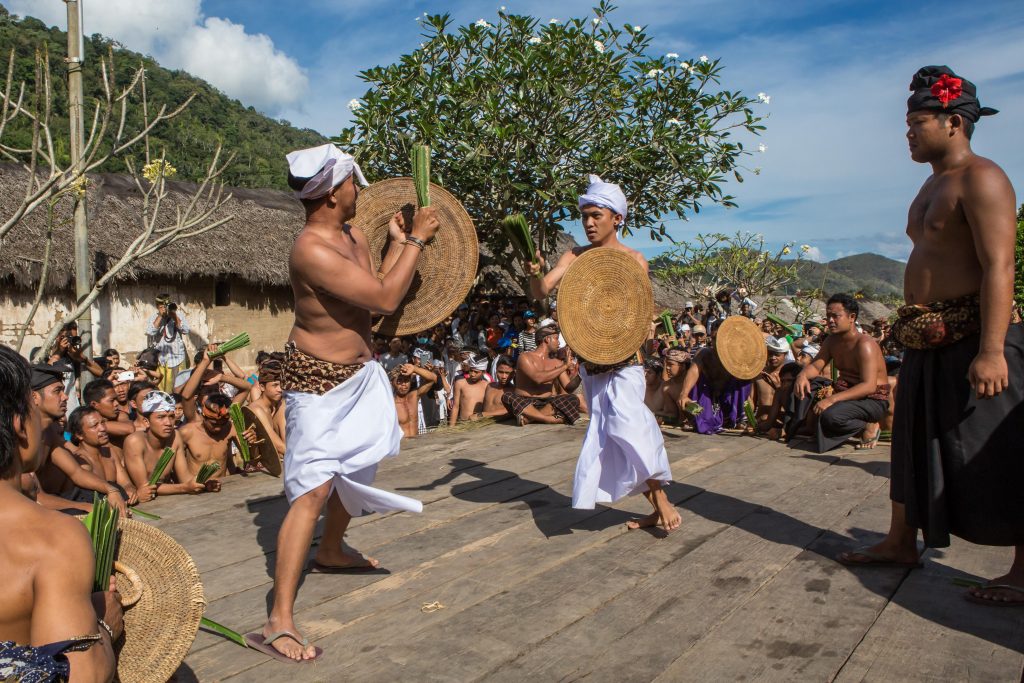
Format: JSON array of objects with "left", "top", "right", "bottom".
[
  {"left": 46, "top": 321, "right": 104, "bottom": 413},
  {"left": 145, "top": 294, "right": 191, "bottom": 394}
]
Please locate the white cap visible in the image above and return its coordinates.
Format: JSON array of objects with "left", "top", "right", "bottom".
[
  {"left": 685, "top": 301, "right": 694, "bottom": 308},
  {"left": 766, "top": 336, "right": 790, "bottom": 354},
  {"left": 286, "top": 144, "right": 368, "bottom": 199},
  {"left": 680, "top": 324, "right": 691, "bottom": 332}
]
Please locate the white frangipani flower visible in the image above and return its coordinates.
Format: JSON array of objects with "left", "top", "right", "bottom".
[
  {"left": 782, "top": 247, "right": 792, "bottom": 255},
  {"left": 647, "top": 68, "right": 664, "bottom": 77},
  {"left": 757, "top": 92, "right": 771, "bottom": 104},
  {"left": 475, "top": 19, "right": 491, "bottom": 27},
  {"left": 666, "top": 52, "right": 679, "bottom": 59},
  {"left": 528, "top": 36, "right": 542, "bottom": 44},
  {"left": 758, "top": 143, "right": 767, "bottom": 153},
  {"left": 634, "top": 25, "right": 643, "bottom": 31},
  {"left": 593, "top": 40, "right": 605, "bottom": 52},
  {"left": 500, "top": 5, "right": 506, "bottom": 10},
  {"left": 800, "top": 244, "right": 811, "bottom": 253},
  {"left": 592, "top": 17, "right": 601, "bottom": 25},
  {"left": 549, "top": 18, "right": 561, "bottom": 24},
  {"left": 347, "top": 99, "right": 362, "bottom": 112},
  {"left": 666, "top": 118, "right": 682, "bottom": 126},
  {"left": 679, "top": 61, "right": 689, "bottom": 69},
  {"left": 699, "top": 55, "right": 709, "bottom": 62}
]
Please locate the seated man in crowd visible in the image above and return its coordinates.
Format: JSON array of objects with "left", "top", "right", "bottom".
[
  {"left": 177, "top": 392, "right": 243, "bottom": 484},
  {"left": 245, "top": 359, "right": 286, "bottom": 457},
  {"left": 643, "top": 358, "right": 664, "bottom": 415},
  {"left": 680, "top": 346, "right": 752, "bottom": 434},
  {"left": 67, "top": 406, "right": 137, "bottom": 502},
  {"left": 482, "top": 355, "right": 516, "bottom": 418},
  {"left": 392, "top": 362, "right": 437, "bottom": 437},
  {"left": 82, "top": 379, "right": 135, "bottom": 454},
  {"left": 751, "top": 336, "right": 790, "bottom": 436},
  {"left": 503, "top": 324, "right": 580, "bottom": 426},
  {"left": 107, "top": 368, "right": 135, "bottom": 419},
  {"left": 125, "top": 381, "right": 155, "bottom": 432},
  {"left": 31, "top": 364, "right": 130, "bottom": 516},
  {"left": 655, "top": 348, "right": 690, "bottom": 426},
  {"left": 794, "top": 294, "right": 890, "bottom": 452},
  {"left": 449, "top": 356, "right": 490, "bottom": 424},
  {"left": 180, "top": 346, "right": 251, "bottom": 424},
  {"left": 124, "top": 391, "right": 209, "bottom": 500},
  {"left": 0, "top": 345, "right": 122, "bottom": 683}
]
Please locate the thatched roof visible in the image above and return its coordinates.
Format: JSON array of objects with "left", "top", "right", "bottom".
[{"left": 0, "top": 164, "right": 303, "bottom": 289}]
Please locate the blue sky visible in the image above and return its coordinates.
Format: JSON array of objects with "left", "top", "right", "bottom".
[{"left": 7, "top": 0, "right": 1023, "bottom": 262}]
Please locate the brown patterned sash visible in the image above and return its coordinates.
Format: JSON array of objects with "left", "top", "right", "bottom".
[
  {"left": 891, "top": 294, "right": 980, "bottom": 350},
  {"left": 282, "top": 341, "right": 365, "bottom": 395}
]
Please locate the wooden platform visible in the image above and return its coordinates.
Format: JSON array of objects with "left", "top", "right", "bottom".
[{"left": 136, "top": 422, "right": 1024, "bottom": 682}]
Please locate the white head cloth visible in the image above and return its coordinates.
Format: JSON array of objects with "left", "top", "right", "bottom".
[
  {"left": 469, "top": 358, "right": 489, "bottom": 371},
  {"left": 801, "top": 343, "right": 820, "bottom": 359},
  {"left": 141, "top": 390, "right": 176, "bottom": 414},
  {"left": 766, "top": 336, "right": 790, "bottom": 354},
  {"left": 286, "top": 143, "right": 368, "bottom": 200},
  {"left": 578, "top": 174, "right": 628, "bottom": 219}
]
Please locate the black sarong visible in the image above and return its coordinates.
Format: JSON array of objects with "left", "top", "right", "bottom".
[
  {"left": 816, "top": 398, "right": 887, "bottom": 453},
  {"left": 891, "top": 324, "right": 1024, "bottom": 547}
]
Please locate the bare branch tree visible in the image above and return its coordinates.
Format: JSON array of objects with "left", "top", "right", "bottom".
[{"left": 0, "top": 45, "right": 236, "bottom": 359}]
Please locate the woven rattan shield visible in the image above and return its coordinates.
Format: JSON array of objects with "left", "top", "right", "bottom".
[
  {"left": 357, "top": 178, "right": 478, "bottom": 336},
  {"left": 557, "top": 248, "right": 653, "bottom": 365},
  {"left": 714, "top": 315, "right": 767, "bottom": 381},
  {"left": 113, "top": 518, "right": 205, "bottom": 683}
]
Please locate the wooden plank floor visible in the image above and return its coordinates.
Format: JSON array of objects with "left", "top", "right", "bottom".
[{"left": 133, "top": 422, "right": 1024, "bottom": 682}]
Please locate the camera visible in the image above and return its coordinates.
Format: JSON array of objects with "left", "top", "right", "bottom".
[
  {"left": 168, "top": 302, "right": 178, "bottom": 313},
  {"left": 69, "top": 335, "right": 82, "bottom": 348}
]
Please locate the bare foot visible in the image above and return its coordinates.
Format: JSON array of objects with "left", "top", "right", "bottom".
[
  {"left": 837, "top": 539, "right": 919, "bottom": 566},
  {"left": 650, "top": 489, "right": 681, "bottom": 533},
  {"left": 626, "top": 512, "right": 660, "bottom": 530},
  {"left": 262, "top": 618, "right": 317, "bottom": 661},
  {"left": 313, "top": 547, "right": 380, "bottom": 570}
]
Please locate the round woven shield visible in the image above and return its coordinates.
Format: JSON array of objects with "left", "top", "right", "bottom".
[
  {"left": 557, "top": 248, "right": 653, "bottom": 365},
  {"left": 114, "top": 518, "right": 205, "bottom": 683},
  {"left": 242, "top": 405, "right": 281, "bottom": 476},
  {"left": 715, "top": 316, "right": 768, "bottom": 381},
  {"left": 356, "top": 178, "right": 478, "bottom": 336}
]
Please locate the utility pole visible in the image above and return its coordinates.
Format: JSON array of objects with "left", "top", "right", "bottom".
[{"left": 65, "top": 0, "right": 94, "bottom": 381}]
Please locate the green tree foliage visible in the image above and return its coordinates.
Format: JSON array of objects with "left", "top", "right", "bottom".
[
  {"left": 0, "top": 9, "right": 326, "bottom": 189},
  {"left": 336, "top": 2, "right": 765, "bottom": 263}
]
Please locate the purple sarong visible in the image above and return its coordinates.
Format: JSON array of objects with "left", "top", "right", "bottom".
[{"left": 689, "top": 375, "right": 751, "bottom": 434}]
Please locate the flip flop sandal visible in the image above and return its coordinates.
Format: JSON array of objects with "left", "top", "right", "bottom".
[
  {"left": 307, "top": 558, "right": 385, "bottom": 574},
  {"left": 836, "top": 545, "right": 923, "bottom": 568},
  {"left": 963, "top": 583, "right": 1024, "bottom": 608},
  {"left": 854, "top": 431, "right": 882, "bottom": 450},
  {"left": 243, "top": 630, "right": 323, "bottom": 664}
]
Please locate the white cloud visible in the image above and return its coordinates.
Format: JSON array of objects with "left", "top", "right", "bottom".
[
  {"left": 169, "top": 18, "right": 308, "bottom": 111},
  {"left": 803, "top": 246, "right": 825, "bottom": 262},
  {"left": 3, "top": 0, "right": 306, "bottom": 115}
]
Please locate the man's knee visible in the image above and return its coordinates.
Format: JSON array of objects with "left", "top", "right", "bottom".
[
  {"left": 819, "top": 406, "right": 848, "bottom": 434},
  {"left": 293, "top": 480, "right": 332, "bottom": 510}
]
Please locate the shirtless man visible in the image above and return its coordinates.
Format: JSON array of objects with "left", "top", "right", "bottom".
[
  {"left": 246, "top": 360, "right": 286, "bottom": 456},
  {"left": 528, "top": 174, "right": 678, "bottom": 532},
  {"left": 392, "top": 363, "right": 437, "bottom": 437},
  {"left": 67, "top": 407, "right": 137, "bottom": 502},
  {"left": 177, "top": 392, "right": 248, "bottom": 484},
  {"left": 837, "top": 67, "right": 1024, "bottom": 607},
  {"left": 643, "top": 358, "right": 664, "bottom": 416},
  {"left": 123, "top": 391, "right": 207, "bottom": 500},
  {"left": 793, "top": 294, "right": 889, "bottom": 453},
  {"left": 0, "top": 346, "right": 122, "bottom": 683},
  {"left": 255, "top": 144, "right": 438, "bottom": 662},
  {"left": 31, "top": 364, "right": 130, "bottom": 517},
  {"left": 503, "top": 324, "right": 581, "bottom": 426},
  {"left": 752, "top": 337, "right": 791, "bottom": 437},
  {"left": 656, "top": 348, "right": 690, "bottom": 425},
  {"left": 83, "top": 378, "right": 135, "bottom": 455},
  {"left": 448, "top": 357, "right": 489, "bottom": 425},
  {"left": 126, "top": 381, "right": 154, "bottom": 431},
  {"left": 181, "top": 347, "right": 251, "bottom": 424},
  {"left": 482, "top": 356, "right": 515, "bottom": 418},
  {"left": 109, "top": 369, "right": 134, "bottom": 418}
]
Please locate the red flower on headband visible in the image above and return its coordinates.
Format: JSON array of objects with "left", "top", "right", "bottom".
[{"left": 931, "top": 74, "right": 962, "bottom": 108}]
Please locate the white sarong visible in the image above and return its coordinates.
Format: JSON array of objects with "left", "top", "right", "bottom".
[
  {"left": 572, "top": 364, "right": 672, "bottom": 509},
  {"left": 283, "top": 361, "right": 423, "bottom": 516}
]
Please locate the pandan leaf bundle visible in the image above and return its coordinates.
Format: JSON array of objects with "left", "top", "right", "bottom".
[
  {"left": 411, "top": 144, "right": 431, "bottom": 207},
  {"left": 82, "top": 492, "right": 120, "bottom": 593},
  {"left": 148, "top": 447, "right": 175, "bottom": 486},
  {"left": 228, "top": 404, "right": 251, "bottom": 463},
  {"left": 208, "top": 332, "right": 250, "bottom": 359},
  {"left": 196, "top": 462, "right": 221, "bottom": 484},
  {"left": 500, "top": 214, "right": 537, "bottom": 266}
]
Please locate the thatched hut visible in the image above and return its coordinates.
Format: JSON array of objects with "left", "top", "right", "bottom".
[{"left": 0, "top": 165, "right": 301, "bottom": 366}]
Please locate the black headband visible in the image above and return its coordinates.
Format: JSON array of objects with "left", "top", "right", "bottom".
[{"left": 907, "top": 65, "right": 998, "bottom": 123}]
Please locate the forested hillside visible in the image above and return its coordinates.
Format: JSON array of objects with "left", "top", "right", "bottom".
[{"left": 0, "top": 8, "right": 327, "bottom": 189}]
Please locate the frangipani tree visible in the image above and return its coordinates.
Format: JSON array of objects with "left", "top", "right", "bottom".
[{"left": 337, "top": 1, "right": 766, "bottom": 272}]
